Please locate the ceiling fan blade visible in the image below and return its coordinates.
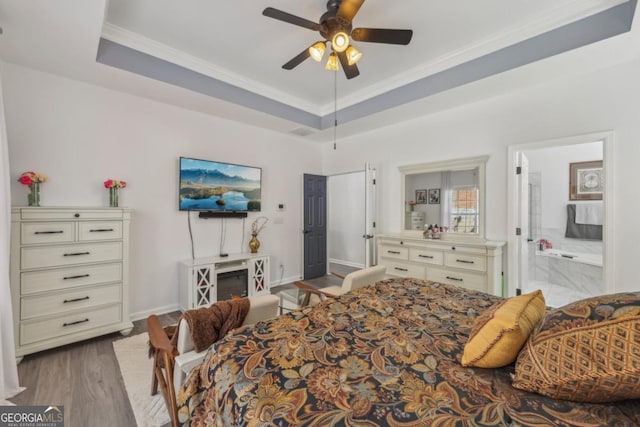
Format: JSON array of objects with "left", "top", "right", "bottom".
[
  {"left": 351, "top": 28, "right": 413, "bottom": 45},
  {"left": 337, "top": 50, "right": 360, "bottom": 80},
  {"left": 262, "top": 7, "right": 320, "bottom": 31},
  {"left": 282, "top": 48, "right": 311, "bottom": 70},
  {"left": 336, "top": 0, "right": 365, "bottom": 26}
]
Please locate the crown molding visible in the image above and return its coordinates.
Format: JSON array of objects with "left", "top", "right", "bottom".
[{"left": 101, "top": 23, "right": 323, "bottom": 115}]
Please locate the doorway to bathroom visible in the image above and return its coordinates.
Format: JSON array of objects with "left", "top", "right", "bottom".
[{"left": 507, "top": 132, "right": 614, "bottom": 307}]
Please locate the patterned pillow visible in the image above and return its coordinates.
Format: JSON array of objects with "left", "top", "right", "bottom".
[
  {"left": 512, "top": 292, "right": 640, "bottom": 403},
  {"left": 461, "top": 290, "right": 546, "bottom": 368}
]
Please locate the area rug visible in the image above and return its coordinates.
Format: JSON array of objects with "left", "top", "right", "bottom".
[{"left": 113, "top": 333, "right": 170, "bottom": 427}]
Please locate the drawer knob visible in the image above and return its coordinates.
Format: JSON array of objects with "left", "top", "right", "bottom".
[
  {"left": 394, "top": 267, "right": 408, "bottom": 272},
  {"left": 34, "top": 230, "right": 64, "bottom": 235},
  {"left": 63, "top": 274, "right": 90, "bottom": 280},
  {"left": 63, "top": 252, "right": 90, "bottom": 257},
  {"left": 446, "top": 276, "right": 463, "bottom": 282},
  {"left": 89, "top": 228, "right": 114, "bottom": 232},
  {"left": 419, "top": 255, "right": 434, "bottom": 259},
  {"left": 388, "top": 250, "right": 401, "bottom": 255},
  {"left": 63, "top": 318, "right": 89, "bottom": 327},
  {"left": 456, "top": 259, "right": 474, "bottom": 264},
  {"left": 63, "top": 296, "right": 90, "bottom": 303},
  {"left": 74, "top": 213, "right": 80, "bottom": 218}
]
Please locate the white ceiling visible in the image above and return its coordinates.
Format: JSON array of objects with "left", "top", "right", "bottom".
[{"left": 0, "top": 0, "right": 638, "bottom": 142}]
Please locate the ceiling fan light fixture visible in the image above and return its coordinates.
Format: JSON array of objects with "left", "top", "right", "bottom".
[
  {"left": 331, "top": 31, "right": 349, "bottom": 53},
  {"left": 346, "top": 46, "right": 362, "bottom": 65},
  {"left": 309, "top": 41, "right": 326, "bottom": 62},
  {"left": 325, "top": 52, "right": 340, "bottom": 71}
]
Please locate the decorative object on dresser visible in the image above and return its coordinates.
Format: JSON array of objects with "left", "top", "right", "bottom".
[
  {"left": 377, "top": 234, "right": 505, "bottom": 296},
  {"left": 103, "top": 179, "right": 127, "bottom": 207},
  {"left": 18, "top": 171, "right": 47, "bottom": 207},
  {"left": 10, "top": 207, "right": 133, "bottom": 362},
  {"left": 178, "top": 253, "right": 270, "bottom": 311}
]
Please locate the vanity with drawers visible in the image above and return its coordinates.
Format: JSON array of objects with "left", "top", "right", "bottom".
[
  {"left": 377, "top": 234, "right": 505, "bottom": 295},
  {"left": 10, "top": 207, "right": 132, "bottom": 361}
]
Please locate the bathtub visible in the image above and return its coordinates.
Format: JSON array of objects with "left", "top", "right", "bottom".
[{"left": 537, "top": 248, "right": 602, "bottom": 267}]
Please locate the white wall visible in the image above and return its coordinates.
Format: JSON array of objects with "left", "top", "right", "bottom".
[
  {"left": 322, "top": 56, "right": 640, "bottom": 293},
  {"left": 327, "top": 172, "right": 365, "bottom": 268},
  {"left": 3, "top": 63, "right": 323, "bottom": 318}
]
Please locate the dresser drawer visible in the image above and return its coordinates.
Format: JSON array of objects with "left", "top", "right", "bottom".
[
  {"left": 379, "top": 245, "right": 409, "bottom": 260},
  {"left": 21, "top": 283, "right": 122, "bottom": 320},
  {"left": 381, "top": 259, "right": 425, "bottom": 279},
  {"left": 20, "top": 304, "right": 122, "bottom": 345},
  {"left": 446, "top": 245, "right": 487, "bottom": 255},
  {"left": 78, "top": 221, "right": 123, "bottom": 241},
  {"left": 444, "top": 253, "right": 487, "bottom": 272},
  {"left": 20, "top": 209, "right": 123, "bottom": 221},
  {"left": 427, "top": 267, "right": 487, "bottom": 292},
  {"left": 21, "top": 222, "right": 75, "bottom": 245},
  {"left": 21, "top": 242, "right": 123, "bottom": 270},
  {"left": 409, "top": 248, "right": 444, "bottom": 265},
  {"left": 21, "top": 262, "right": 123, "bottom": 295}
]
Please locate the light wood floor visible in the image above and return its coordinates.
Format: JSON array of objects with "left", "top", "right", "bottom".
[
  {"left": 9, "top": 312, "right": 180, "bottom": 427},
  {"left": 7, "top": 263, "right": 359, "bottom": 426}
]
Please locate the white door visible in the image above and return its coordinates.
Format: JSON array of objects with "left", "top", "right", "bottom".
[
  {"left": 364, "top": 163, "right": 377, "bottom": 267},
  {"left": 516, "top": 152, "right": 529, "bottom": 295}
]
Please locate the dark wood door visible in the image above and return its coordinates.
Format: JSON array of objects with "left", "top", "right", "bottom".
[{"left": 303, "top": 174, "right": 327, "bottom": 279}]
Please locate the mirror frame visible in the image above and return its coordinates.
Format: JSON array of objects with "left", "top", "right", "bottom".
[{"left": 399, "top": 155, "right": 489, "bottom": 241}]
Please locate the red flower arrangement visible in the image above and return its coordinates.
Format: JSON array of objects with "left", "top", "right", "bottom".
[
  {"left": 18, "top": 171, "right": 47, "bottom": 186},
  {"left": 104, "top": 179, "right": 127, "bottom": 189}
]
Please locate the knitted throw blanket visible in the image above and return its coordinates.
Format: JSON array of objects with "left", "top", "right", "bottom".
[{"left": 172, "top": 298, "right": 251, "bottom": 353}]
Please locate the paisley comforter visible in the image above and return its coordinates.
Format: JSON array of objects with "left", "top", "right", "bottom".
[{"left": 177, "top": 278, "right": 640, "bottom": 426}]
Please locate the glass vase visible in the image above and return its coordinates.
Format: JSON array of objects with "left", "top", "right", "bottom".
[
  {"left": 248, "top": 233, "right": 260, "bottom": 253},
  {"left": 109, "top": 187, "right": 119, "bottom": 208},
  {"left": 28, "top": 182, "right": 40, "bottom": 207}
]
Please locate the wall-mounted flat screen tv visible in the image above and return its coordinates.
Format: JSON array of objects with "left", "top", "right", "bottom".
[{"left": 179, "top": 157, "right": 262, "bottom": 212}]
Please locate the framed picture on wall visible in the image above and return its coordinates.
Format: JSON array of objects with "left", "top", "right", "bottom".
[
  {"left": 428, "top": 188, "right": 441, "bottom": 204},
  {"left": 415, "top": 189, "right": 427, "bottom": 204},
  {"left": 569, "top": 160, "right": 603, "bottom": 200}
]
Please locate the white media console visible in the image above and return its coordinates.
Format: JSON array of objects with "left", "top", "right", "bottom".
[{"left": 178, "top": 253, "right": 270, "bottom": 311}]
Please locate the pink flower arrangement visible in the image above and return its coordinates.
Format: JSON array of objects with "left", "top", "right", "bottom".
[
  {"left": 104, "top": 179, "right": 127, "bottom": 189},
  {"left": 18, "top": 171, "right": 48, "bottom": 186}
]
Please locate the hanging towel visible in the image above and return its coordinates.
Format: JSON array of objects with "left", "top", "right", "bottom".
[
  {"left": 566, "top": 205, "right": 602, "bottom": 240},
  {"left": 575, "top": 203, "right": 603, "bottom": 225}
]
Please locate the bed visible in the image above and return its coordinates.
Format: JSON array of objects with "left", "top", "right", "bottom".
[{"left": 177, "top": 278, "right": 640, "bottom": 426}]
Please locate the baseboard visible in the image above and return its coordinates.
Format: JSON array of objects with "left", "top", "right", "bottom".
[
  {"left": 271, "top": 275, "right": 302, "bottom": 288},
  {"left": 329, "top": 259, "right": 365, "bottom": 269},
  {"left": 130, "top": 303, "right": 181, "bottom": 322}
]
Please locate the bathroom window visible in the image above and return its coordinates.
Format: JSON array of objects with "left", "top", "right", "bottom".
[{"left": 450, "top": 187, "right": 478, "bottom": 233}]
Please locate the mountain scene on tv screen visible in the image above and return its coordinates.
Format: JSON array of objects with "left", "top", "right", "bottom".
[{"left": 180, "top": 166, "right": 261, "bottom": 211}]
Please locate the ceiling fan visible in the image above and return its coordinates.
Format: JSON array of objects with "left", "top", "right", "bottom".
[{"left": 262, "top": 0, "right": 413, "bottom": 79}]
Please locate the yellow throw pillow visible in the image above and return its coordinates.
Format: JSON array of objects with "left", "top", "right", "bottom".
[{"left": 461, "top": 290, "right": 545, "bottom": 368}]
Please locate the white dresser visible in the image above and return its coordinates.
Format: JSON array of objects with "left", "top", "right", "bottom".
[
  {"left": 404, "top": 212, "right": 426, "bottom": 230},
  {"left": 377, "top": 234, "right": 505, "bottom": 295},
  {"left": 179, "top": 253, "right": 270, "bottom": 311},
  {"left": 10, "top": 207, "right": 133, "bottom": 361}
]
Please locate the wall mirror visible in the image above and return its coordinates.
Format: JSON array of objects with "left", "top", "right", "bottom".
[{"left": 399, "top": 156, "right": 488, "bottom": 239}]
